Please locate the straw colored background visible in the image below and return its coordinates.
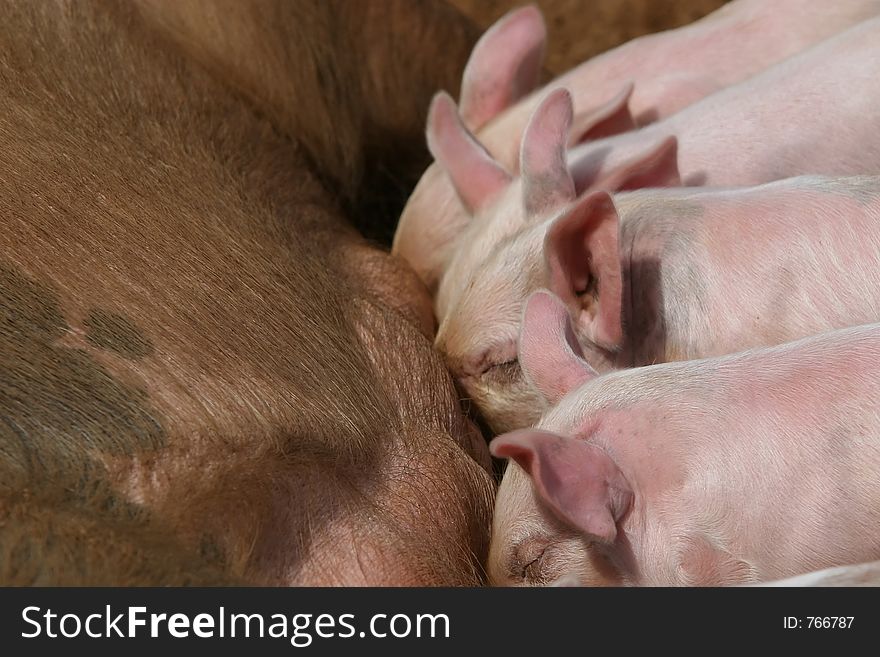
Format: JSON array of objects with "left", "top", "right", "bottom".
[{"left": 450, "top": 0, "right": 730, "bottom": 74}]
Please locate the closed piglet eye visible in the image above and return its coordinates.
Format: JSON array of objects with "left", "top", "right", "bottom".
[
  {"left": 482, "top": 358, "right": 521, "bottom": 385},
  {"left": 523, "top": 551, "right": 547, "bottom": 582},
  {"left": 464, "top": 340, "right": 517, "bottom": 379},
  {"left": 510, "top": 537, "right": 550, "bottom": 584},
  {"left": 519, "top": 543, "right": 572, "bottom": 586}
]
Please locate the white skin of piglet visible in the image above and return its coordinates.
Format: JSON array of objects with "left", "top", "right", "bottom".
[
  {"left": 435, "top": 14, "right": 880, "bottom": 384},
  {"left": 490, "top": 317, "right": 880, "bottom": 586},
  {"left": 477, "top": 0, "right": 880, "bottom": 166},
  {"left": 571, "top": 16, "right": 880, "bottom": 189},
  {"left": 752, "top": 561, "right": 880, "bottom": 587},
  {"left": 393, "top": 0, "right": 880, "bottom": 290},
  {"left": 429, "top": 19, "right": 880, "bottom": 433},
  {"left": 438, "top": 175, "right": 880, "bottom": 433}
]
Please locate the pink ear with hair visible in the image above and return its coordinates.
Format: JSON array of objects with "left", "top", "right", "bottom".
[
  {"left": 491, "top": 429, "right": 633, "bottom": 544},
  {"left": 569, "top": 82, "right": 637, "bottom": 145},
  {"left": 519, "top": 289, "right": 597, "bottom": 405},
  {"left": 459, "top": 5, "right": 547, "bottom": 131},
  {"left": 593, "top": 134, "right": 681, "bottom": 191},
  {"left": 544, "top": 191, "right": 624, "bottom": 350},
  {"left": 520, "top": 88, "right": 577, "bottom": 217},
  {"left": 427, "top": 92, "right": 512, "bottom": 213}
]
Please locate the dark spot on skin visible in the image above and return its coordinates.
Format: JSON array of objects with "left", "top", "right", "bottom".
[
  {"left": 803, "top": 176, "right": 880, "bottom": 206},
  {"left": 664, "top": 230, "right": 707, "bottom": 315},
  {"left": 620, "top": 197, "right": 706, "bottom": 363},
  {"left": 659, "top": 199, "right": 704, "bottom": 221},
  {"left": 0, "top": 263, "right": 66, "bottom": 341},
  {"left": 84, "top": 308, "right": 154, "bottom": 360},
  {"left": 198, "top": 534, "right": 227, "bottom": 567},
  {"left": 620, "top": 232, "right": 666, "bottom": 366},
  {"left": 0, "top": 262, "right": 166, "bottom": 490}
]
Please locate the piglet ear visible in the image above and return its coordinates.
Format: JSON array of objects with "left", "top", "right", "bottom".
[
  {"left": 491, "top": 430, "right": 633, "bottom": 544},
  {"left": 569, "top": 82, "right": 637, "bottom": 145},
  {"left": 544, "top": 191, "right": 624, "bottom": 351},
  {"left": 519, "top": 289, "right": 598, "bottom": 405},
  {"left": 520, "top": 88, "right": 577, "bottom": 217},
  {"left": 593, "top": 134, "right": 681, "bottom": 191},
  {"left": 459, "top": 5, "right": 547, "bottom": 131},
  {"left": 427, "top": 92, "right": 513, "bottom": 213}
]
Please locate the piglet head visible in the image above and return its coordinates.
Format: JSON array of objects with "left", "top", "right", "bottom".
[
  {"left": 487, "top": 289, "right": 630, "bottom": 587},
  {"left": 433, "top": 88, "right": 604, "bottom": 433},
  {"left": 488, "top": 428, "right": 632, "bottom": 586},
  {"left": 425, "top": 61, "right": 653, "bottom": 431}
]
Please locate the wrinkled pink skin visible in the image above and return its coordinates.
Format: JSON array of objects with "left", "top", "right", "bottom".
[
  {"left": 393, "top": 0, "right": 880, "bottom": 291},
  {"left": 489, "top": 295, "right": 880, "bottom": 586},
  {"left": 439, "top": 174, "right": 880, "bottom": 433},
  {"left": 755, "top": 561, "right": 880, "bottom": 586}
]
